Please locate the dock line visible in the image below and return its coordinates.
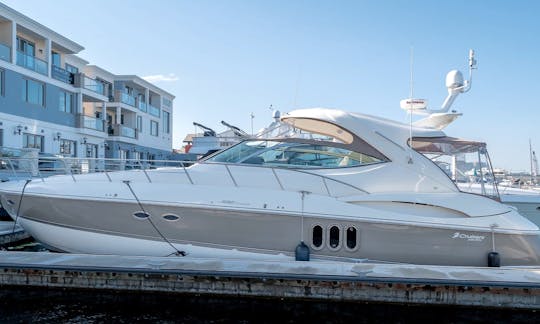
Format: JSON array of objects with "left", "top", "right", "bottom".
[{"left": 122, "top": 180, "right": 186, "bottom": 257}]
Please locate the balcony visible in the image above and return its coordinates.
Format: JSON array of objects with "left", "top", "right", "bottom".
[
  {"left": 78, "top": 114, "right": 105, "bottom": 131},
  {"left": 121, "top": 125, "right": 136, "bottom": 138},
  {"left": 109, "top": 124, "right": 137, "bottom": 139},
  {"left": 16, "top": 51, "right": 48, "bottom": 75},
  {"left": 0, "top": 43, "right": 10, "bottom": 62},
  {"left": 149, "top": 104, "right": 160, "bottom": 117},
  {"left": 83, "top": 76, "right": 105, "bottom": 95},
  {"left": 138, "top": 101, "right": 147, "bottom": 112},
  {"left": 52, "top": 65, "right": 75, "bottom": 85},
  {"left": 115, "top": 91, "right": 136, "bottom": 107}
]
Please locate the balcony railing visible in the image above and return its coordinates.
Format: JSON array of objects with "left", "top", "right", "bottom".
[
  {"left": 16, "top": 51, "right": 48, "bottom": 75},
  {"left": 52, "top": 65, "right": 75, "bottom": 85},
  {"left": 78, "top": 115, "right": 105, "bottom": 131},
  {"left": 109, "top": 124, "right": 137, "bottom": 139},
  {"left": 121, "top": 125, "right": 136, "bottom": 138},
  {"left": 115, "top": 91, "right": 136, "bottom": 107},
  {"left": 149, "top": 104, "right": 160, "bottom": 117},
  {"left": 83, "top": 76, "right": 105, "bottom": 95},
  {"left": 138, "top": 101, "right": 147, "bottom": 112},
  {"left": 0, "top": 43, "right": 10, "bottom": 62}
]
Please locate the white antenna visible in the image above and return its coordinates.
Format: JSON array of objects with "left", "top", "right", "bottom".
[
  {"left": 250, "top": 112, "right": 255, "bottom": 135},
  {"left": 407, "top": 46, "right": 414, "bottom": 164},
  {"left": 530, "top": 139, "right": 536, "bottom": 184}
]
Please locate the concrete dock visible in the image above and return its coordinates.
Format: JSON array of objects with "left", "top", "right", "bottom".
[{"left": 0, "top": 251, "right": 538, "bottom": 309}]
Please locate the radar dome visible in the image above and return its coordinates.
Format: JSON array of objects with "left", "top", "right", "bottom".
[{"left": 445, "top": 70, "right": 464, "bottom": 90}]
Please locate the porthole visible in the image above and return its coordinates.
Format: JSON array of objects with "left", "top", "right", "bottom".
[
  {"left": 162, "top": 214, "right": 180, "bottom": 221},
  {"left": 346, "top": 226, "right": 357, "bottom": 250},
  {"left": 328, "top": 225, "right": 340, "bottom": 250},
  {"left": 312, "top": 225, "right": 323, "bottom": 249},
  {"left": 133, "top": 211, "right": 150, "bottom": 220}
]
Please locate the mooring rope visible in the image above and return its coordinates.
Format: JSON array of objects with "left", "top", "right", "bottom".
[
  {"left": 11, "top": 179, "right": 32, "bottom": 234},
  {"left": 123, "top": 180, "right": 185, "bottom": 257}
]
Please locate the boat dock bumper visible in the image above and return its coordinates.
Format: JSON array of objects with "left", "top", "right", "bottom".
[{"left": 0, "top": 252, "right": 539, "bottom": 309}]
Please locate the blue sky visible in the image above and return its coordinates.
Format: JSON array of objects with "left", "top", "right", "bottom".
[{"left": 3, "top": 0, "right": 540, "bottom": 170}]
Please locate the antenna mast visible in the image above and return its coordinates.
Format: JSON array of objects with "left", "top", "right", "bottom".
[
  {"left": 250, "top": 112, "right": 255, "bottom": 135},
  {"left": 530, "top": 139, "right": 537, "bottom": 185},
  {"left": 407, "top": 46, "right": 414, "bottom": 163}
]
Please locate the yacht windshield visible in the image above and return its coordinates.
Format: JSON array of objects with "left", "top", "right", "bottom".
[
  {"left": 410, "top": 137, "right": 500, "bottom": 199},
  {"left": 206, "top": 139, "right": 386, "bottom": 169}
]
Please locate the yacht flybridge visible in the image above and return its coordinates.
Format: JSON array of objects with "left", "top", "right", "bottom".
[{"left": 0, "top": 107, "right": 539, "bottom": 267}]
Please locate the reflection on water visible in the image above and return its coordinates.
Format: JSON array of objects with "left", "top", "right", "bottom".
[
  {"left": 1, "top": 238, "right": 48, "bottom": 252},
  {"left": 0, "top": 287, "right": 536, "bottom": 323}
]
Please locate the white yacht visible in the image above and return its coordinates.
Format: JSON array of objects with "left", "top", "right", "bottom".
[{"left": 0, "top": 107, "right": 539, "bottom": 267}]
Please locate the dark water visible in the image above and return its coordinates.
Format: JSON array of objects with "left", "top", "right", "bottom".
[
  {"left": 0, "top": 287, "right": 537, "bottom": 323},
  {"left": 1, "top": 238, "right": 48, "bottom": 252}
]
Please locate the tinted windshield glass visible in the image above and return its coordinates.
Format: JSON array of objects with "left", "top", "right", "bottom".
[
  {"left": 206, "top": 140, "right": 385, "bottom": 168},
  {"left": 410, "top": 137, "right": 499, "bottom": 199}
]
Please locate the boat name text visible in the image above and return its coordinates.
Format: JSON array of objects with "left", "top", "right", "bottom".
[{"left": 451, "top": 232, "right": 485, "bottom": 242}]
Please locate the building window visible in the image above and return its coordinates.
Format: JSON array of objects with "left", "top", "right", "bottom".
[
  {"left": 162, "top": 97, "right": 172, "bottom": 108},
  {"left": 162, "top": 111, "right": 170, "bottom": 134},
  {"left": 150, "top": 120, "right": 159, "bottom": 136},
  {"left": 65, "top": 64, "right": 78, "bottom": 74},
  {"left": 23, "top": 133, "right": 44, "bottom": 152},
  {"left": 52, "top": 51, "right": 61, "bottom": 67},
  {"left": 137, "top": 116, "right": 143, "bottom": 133},
  {"left": 0, "top": 129, "right": 3, "bottom": 147},
  {"left": 22, "top": 79, "right": 45, "bottom": 106},
  {"left": 59, "top": 91, "right": 73, "bottom": 113},
  {"left": 17, "top": 37, "right": 35, "bottom": 56},
  {"left": 59, "top": 139, "right": 76, "bottom": 157},
  {"left": 85, "top": 144, "right": 97, "bottom": 158},
  {"left": 119, "top": 149, "right": 127, "bottom": 160}
]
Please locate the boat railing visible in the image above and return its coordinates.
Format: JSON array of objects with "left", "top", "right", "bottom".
[{"left": 0, "top": 155, "right": 367, "bottom": 197}]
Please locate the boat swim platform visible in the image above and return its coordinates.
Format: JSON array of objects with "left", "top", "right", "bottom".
[{"left": 0, "top": 252, "right": 538, "bottom": 309}]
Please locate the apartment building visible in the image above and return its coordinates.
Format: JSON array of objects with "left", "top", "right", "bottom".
[{"left": 0, "top": 3, "right": 175, "bottom": 162}]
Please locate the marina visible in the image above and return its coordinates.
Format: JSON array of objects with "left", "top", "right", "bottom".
[{"left": 1, "top": 1, "right": 540, "bottom": 321}]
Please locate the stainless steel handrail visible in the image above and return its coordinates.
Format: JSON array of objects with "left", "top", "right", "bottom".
[
  {"left": 0, "top": 156, "right": 368, "bottom": 197},
  {"left": 203, "top": 161, "right": 369, "bottom": 196}
]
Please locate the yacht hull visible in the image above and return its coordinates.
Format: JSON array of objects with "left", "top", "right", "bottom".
[{"left": 5, "top": 192, "right": 540, "bottom": 267}]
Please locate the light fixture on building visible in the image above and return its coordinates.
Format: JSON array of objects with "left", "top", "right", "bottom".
[
  {"left": 53, "top": 132, "right": 62, "bottom": 141},
  {"left": 82, "top": 137, "right": 87, "bottom": 144},
  {"left": 13, "top": 125, "right": 23, "bottom": 135}
]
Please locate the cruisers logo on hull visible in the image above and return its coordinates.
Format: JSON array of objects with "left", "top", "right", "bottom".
[{"left": 451, "top": 232, "right": 485, "bottom": 242}]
